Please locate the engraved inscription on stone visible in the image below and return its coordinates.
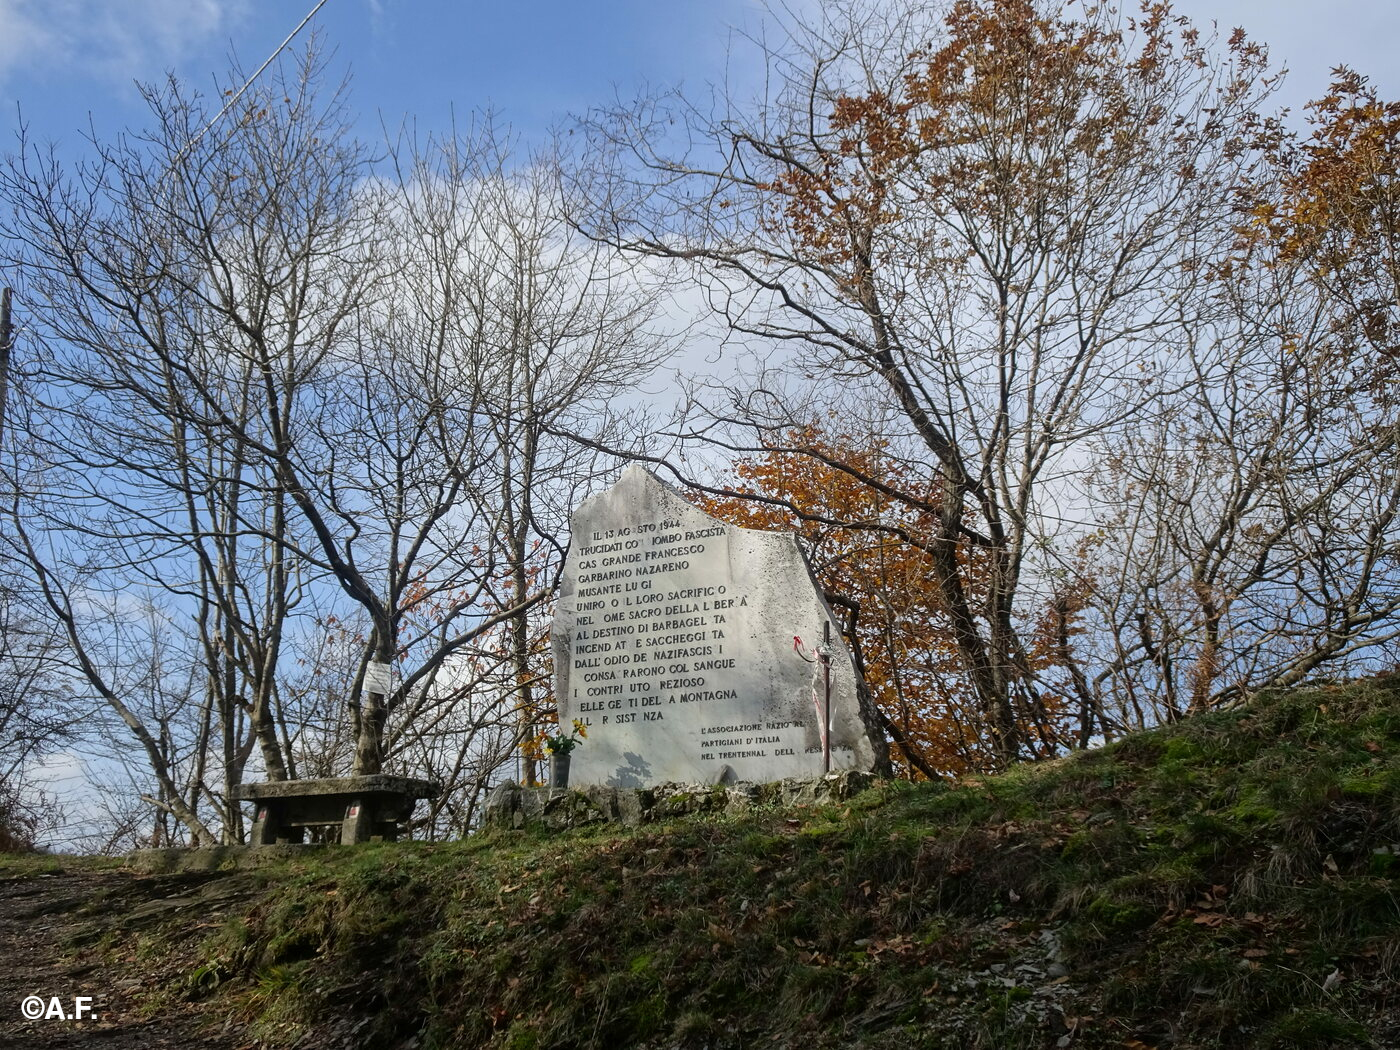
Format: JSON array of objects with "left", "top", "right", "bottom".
[{"left": 554, "top": 466, "right": 882, "bottom": 787}]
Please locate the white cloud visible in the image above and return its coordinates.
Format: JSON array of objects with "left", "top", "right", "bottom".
[
  {"left": 0, "top": 0, "right": 55, "bottom": 83},
  {"left": 0, "top": 0, "right": 249, "bottom": 88}
]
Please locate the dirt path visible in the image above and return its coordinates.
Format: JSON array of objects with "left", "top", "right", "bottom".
[{"left": 0, "top": 868, "right": 249, "bottom": 1049}]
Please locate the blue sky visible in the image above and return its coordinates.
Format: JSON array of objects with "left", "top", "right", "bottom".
[
  {"left": 0, "top": 0, "right": 765, "bottom": 151},
  {"left": 2, "top": 1, "right": 1398, "bottom": 157}
]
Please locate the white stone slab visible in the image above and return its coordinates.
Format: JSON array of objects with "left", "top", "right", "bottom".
[{"left": 554, "top": 466, "right": 884, "bottom": 787}]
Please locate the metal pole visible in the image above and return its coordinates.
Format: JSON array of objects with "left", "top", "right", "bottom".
[
  {"left": 821, "top": 620, "right": 832, "bottom": 774},
  {"left": 0, "top": 287, "right": 12, "bottom": 444}
]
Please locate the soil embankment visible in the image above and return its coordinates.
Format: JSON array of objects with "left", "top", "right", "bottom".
[
  {"left": 2, "top": 677, "right": 1398, "bottom": 1048},
  {"left": 0, "top": 866, "right": 246, "bottom": 1048}
]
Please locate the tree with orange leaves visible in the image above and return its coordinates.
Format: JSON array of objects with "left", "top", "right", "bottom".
[
  {"left": 1253, "top": 69, "right": 1400, "bottom": 372},
  {"left": 697, "top": 422, "right": 1076, "bottom": 777}
]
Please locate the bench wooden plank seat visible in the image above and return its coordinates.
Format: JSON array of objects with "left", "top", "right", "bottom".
[{"left": 232, "top": 775, "right": 439, "bottom": 846}]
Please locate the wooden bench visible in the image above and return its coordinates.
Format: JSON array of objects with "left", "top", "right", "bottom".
[{"left": 232, "top": 775, "right": 439, "bottom": 846}]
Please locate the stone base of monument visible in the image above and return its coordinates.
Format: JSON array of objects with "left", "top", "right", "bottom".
[
  {"left": 232, "top": 775, "right": 439, "bottom": 846},
  {"left": 482, "top": 770, "right": 877, "bottom": 832}
]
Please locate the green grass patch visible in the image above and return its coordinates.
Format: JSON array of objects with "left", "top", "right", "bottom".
[{"left": 77, "top": 675, "right": 1400, "bottom": 1049}]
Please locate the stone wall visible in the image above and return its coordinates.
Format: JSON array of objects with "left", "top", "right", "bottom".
[{"left": 481, "top": 769, "right": 877, "bottom": 832}]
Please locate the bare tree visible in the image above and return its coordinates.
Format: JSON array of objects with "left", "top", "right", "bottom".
[
  {"left": 0, "top": 46, "right": 378, "bottom": 842},
  {"left": 362, "top": 121, "right": 673, "bottom": 798},
  {"left": 0, "top": 577, "right": 76, "bottom": 850},
  {"left": 1, "top": 45, "right": 673, "bottom": 839},
  {"left": 577, "top": 0, "right": 1283, "bottom": 764},
  {"left": 1082, "top": 191, "right": 1400, "bottom": 730}
]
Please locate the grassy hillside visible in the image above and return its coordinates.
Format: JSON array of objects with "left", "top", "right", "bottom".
[{"left": 8, "top": 677, "right": 1400, "bottom": 1049}]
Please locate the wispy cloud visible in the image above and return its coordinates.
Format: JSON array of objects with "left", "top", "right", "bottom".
[{"left": 0, "top": 0, "right": 249, "bottom": 88}]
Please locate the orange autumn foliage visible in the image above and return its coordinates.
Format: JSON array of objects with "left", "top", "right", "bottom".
[
  {"left": 694, "top": 424, "right": 998, "bottom": 778},
  {"left": 1275, "top": 72, "right": 1400, "bottom": 277},
  {"left": 1243, "top": 70, "right": 1400, "bottom": 370}
]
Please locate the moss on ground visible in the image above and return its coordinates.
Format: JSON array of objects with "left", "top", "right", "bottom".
[{"left": 8, "top": 674, "right": 1399, "bottom": 1049}]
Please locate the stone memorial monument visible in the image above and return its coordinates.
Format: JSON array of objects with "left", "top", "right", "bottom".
[{"left": 554, "top": 466, "right": 886, "bottom": 788}]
